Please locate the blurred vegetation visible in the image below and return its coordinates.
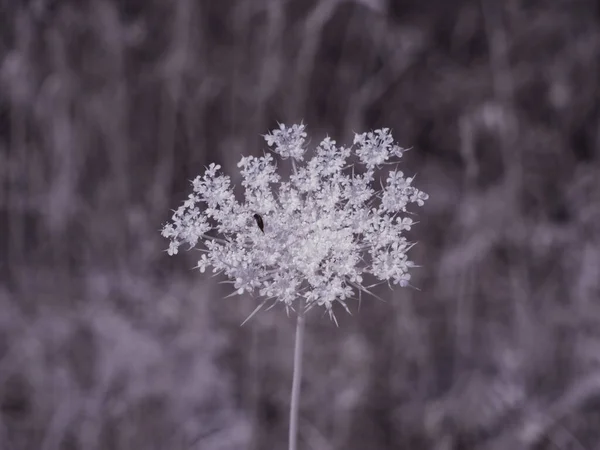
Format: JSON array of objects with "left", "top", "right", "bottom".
[{"left": 1, "top": 0, "right": 600, "bottom": 449}]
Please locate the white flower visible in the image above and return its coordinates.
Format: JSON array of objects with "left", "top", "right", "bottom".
[
  {"left": 353, "top": 128, "right": 406, "bottom": 168},
  {"left": 162, "top": 124, "right": 428, "bottom": 322},
  {"left": 263, "top": 122, "right": 308, "bottom": 161}
]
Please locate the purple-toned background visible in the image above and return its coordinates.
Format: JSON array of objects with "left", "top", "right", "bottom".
[{"left": 1, "top": 1, "right": 600, "bottom": 449}]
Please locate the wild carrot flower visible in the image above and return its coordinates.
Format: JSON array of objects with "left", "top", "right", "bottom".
[{"left": 161, "top": 123, "right": 428, "bottom": 323}]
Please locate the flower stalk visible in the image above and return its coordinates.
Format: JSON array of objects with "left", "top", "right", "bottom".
[{"left": 289, "top": 307, "right": 305, "bottom": 450}]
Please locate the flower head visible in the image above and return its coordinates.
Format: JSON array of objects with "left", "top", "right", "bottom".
[{"left": 162, "top": 124, "right": 428, "bottom": 322}]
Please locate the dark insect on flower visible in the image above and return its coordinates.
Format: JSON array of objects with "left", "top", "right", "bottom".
[{"left": 253, "top": 213, "right": 264, "bottom": 233}]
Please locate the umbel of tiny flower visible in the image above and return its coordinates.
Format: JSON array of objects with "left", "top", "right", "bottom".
[{"left": 161, "top": 123, "right": 428, "bottom": 323}]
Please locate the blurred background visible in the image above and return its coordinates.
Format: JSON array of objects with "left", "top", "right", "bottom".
[{"left": 1, "top": 0, "right": 600, "bottom": 449}]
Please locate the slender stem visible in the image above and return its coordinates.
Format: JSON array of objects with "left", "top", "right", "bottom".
[{"left": 289, "top": 309, "right": 306, "bottom": 450}]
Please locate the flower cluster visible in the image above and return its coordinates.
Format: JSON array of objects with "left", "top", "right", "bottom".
[{"left": 162, "top": 123, "right": 428, "bottom": 322}]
